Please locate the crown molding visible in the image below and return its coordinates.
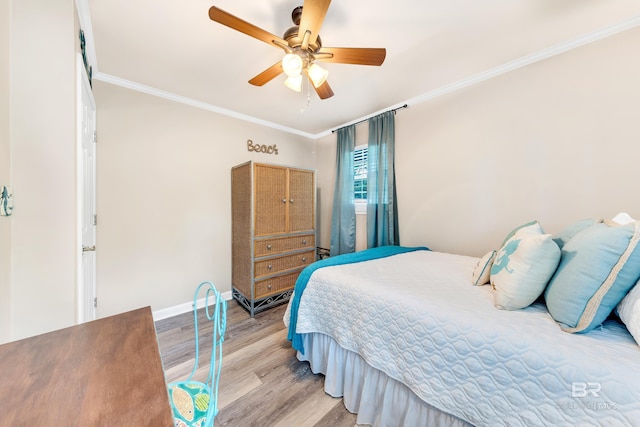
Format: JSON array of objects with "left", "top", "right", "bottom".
[
  {"left": 403, "top": 15, "right": 640, "bottom": 107},
  {"left": 91, "top": 13, "right": 640, "bottom": 140},
  {"left": 316, "top": 14, "right": 640, "bottom": 139},
  {"left": 93, "top": 73, "right": 317, "bottom": 139}
]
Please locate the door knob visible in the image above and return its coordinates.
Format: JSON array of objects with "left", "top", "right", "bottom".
[{"left": 82, "top": 245, "right": 96, "bottom": 252}]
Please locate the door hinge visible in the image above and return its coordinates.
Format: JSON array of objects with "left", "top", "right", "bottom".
[
  {"left": 93, "top": 130, "right": 97, "bottom": 143},
  {"left": 93, "top": 214, "right": 97, "bottom": 226},
  {"left": 93, "top": 297, "right": 97, "bottom": 308}
]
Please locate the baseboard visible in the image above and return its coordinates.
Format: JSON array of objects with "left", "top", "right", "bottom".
[{"left": 152, "top": 290, "right": 233, "bottom": 321}]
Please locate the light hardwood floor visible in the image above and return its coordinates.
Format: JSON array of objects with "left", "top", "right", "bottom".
[{"left": 156, "top": 301, "right": 360, "bottom": 427}]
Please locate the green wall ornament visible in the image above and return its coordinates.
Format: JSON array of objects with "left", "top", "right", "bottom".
[{"left": 0, "top": 186, "right": 13, "bottom": 216}]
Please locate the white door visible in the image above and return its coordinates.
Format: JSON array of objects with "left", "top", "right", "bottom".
[{"left": 78, "top": 55, "right": 97, "bottom": 323}]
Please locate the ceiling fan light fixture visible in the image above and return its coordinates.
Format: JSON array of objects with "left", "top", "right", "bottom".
[
  {"left": 209, "top": 4, "right": 385, "bottom": 100},
  {"left": 284, "top": 74, "right": 302, "bottom": 92},
  {"left": 308, "top": 63, "right": 328, "bottom": 88},
  {"left": 282, "top": 53, "right": 303, "bottom": 77}
]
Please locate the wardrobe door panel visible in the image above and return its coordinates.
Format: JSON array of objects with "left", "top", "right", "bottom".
[
  {"left": 254, "top": 164, "right": 287, "bottom": 236},
  {"left": 288, "top": 168, "right": 315, "bottom": 233}
]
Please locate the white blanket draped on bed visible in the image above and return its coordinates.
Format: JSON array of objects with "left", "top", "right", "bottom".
[{"left": 284, "top": 250, "right": 640, "bottom": 426}]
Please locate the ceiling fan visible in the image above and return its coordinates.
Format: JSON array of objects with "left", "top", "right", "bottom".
[{"left": 208, "top": 0, "right": 386, "bottom": 100}]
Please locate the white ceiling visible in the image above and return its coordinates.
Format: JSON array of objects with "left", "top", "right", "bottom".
[{"left": 83, "top": 0, "right": 640, "bottom": 138}]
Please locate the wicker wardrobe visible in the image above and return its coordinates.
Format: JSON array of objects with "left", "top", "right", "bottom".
[{"left": 231, "top": 161, "right": 316, "bottom": 316}]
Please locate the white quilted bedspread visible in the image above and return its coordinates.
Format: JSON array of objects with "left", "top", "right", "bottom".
[{"left": 285, "top": 250, "right": 640, "bottom": 426}]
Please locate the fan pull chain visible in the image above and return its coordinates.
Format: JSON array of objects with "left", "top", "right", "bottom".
[{"left": 300, "top": 75, "right": 311, "bottom": 114}]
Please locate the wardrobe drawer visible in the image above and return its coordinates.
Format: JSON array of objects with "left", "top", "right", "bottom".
[
  {"left": 255, "top": 234, "right": 315, "bottom": 257},
  {"left": 254, "top": 250, "right": 314, "bottom": 278},
  {"left": 254, "top": 271, "right": 299, "bottom": 299}
]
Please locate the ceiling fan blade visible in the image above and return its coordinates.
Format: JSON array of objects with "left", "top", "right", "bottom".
[
  {"left": 248, "top": 62, "right": 284, "bottom": 86},
  {"left": 312, "top": 79, "right": 334, "bottom": 99},
  {"left": 315, "top": 47, "right": 386, "bottom": 66},
  {"left": 209, "top": 6, "right": 288, "bottom": 49},
  {"left": 299, "top": 0, "right": 331, "bottom": 50}
]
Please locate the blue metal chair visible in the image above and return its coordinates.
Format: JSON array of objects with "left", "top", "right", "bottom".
[{"left": 168, "top": 281, "right": 227, "bottom": 427}]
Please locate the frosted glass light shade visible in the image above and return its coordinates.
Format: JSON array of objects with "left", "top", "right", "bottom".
[
  {"left": 282, "top": 53, "right": 303, "bottom": 77},
  {"left": 284, "top": 74, "right": 302, "bottom": 92},
  {"left": 308, "top": 63, "right": 328, "bottom": 88}
]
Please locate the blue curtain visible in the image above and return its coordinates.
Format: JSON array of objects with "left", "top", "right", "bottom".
[
  {"left": 330, "top": 125, "right": 356, "bottom": 255},
  {"left": 367, "top": 111, "right": 399, "bottom": 248}
]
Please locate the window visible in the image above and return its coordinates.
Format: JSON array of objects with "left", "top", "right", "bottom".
[{"left": 354, "top": 146, "right": 367, "bottom": 213}]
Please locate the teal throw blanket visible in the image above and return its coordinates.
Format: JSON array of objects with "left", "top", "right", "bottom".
[{"left": 287, "top": 245, "right": 429, "bottom": 354}]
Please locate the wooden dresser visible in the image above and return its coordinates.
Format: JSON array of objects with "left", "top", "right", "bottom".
[{"left": 231, "top": 161, "right": 316, "bottom": 316}]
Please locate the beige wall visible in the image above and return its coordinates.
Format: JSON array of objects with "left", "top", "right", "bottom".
[
  {"left": 318, "top": 27, "right": 640, "bottom": 258},
  {"left": 93, "top": 82, "right": 316, "bottom": 317},
  {"left": 0, "top": 0, "right": 10, "bottom": 343},
  {"left": 6, "top": 0, "right": 78, "bottom": 341},
  {"left": 315, "top": 134, "right": 335, "bottom": 250}
]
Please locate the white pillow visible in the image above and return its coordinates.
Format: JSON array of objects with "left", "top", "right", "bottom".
[
  {"left": 617, "top": 280, "right": 640, "bottom": 346},
  {"left": 612, "top": 212, "right": 637, "bottom": 225},
  {"left": 472, "top": 250, "right": 496, "bottom": 286},
  {"left": 490, "top": 227, "right": 561, "bottom": 310}
]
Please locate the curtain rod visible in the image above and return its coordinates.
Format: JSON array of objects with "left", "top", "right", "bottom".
[{"left": 331, "top": 104, "right": 408, "bottom": 133}]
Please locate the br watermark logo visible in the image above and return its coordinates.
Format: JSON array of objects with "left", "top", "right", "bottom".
[
  {"left": 571, "top": 382, "right": 601, "bottom": 398},
  {"left": 556, "top": 382, "right": 618, "bottom": 411}
]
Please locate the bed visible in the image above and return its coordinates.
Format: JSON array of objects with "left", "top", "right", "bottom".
[{"left": 283, "top": 226, "right": 640, "bottom": 426}]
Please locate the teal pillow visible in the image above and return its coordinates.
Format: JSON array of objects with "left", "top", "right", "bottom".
[
  {"left": 551, "top": 218, "right": 599, "bottom": 250},
  {"left": 545, "top": 221, "right": 640, "bottom": 333}
]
